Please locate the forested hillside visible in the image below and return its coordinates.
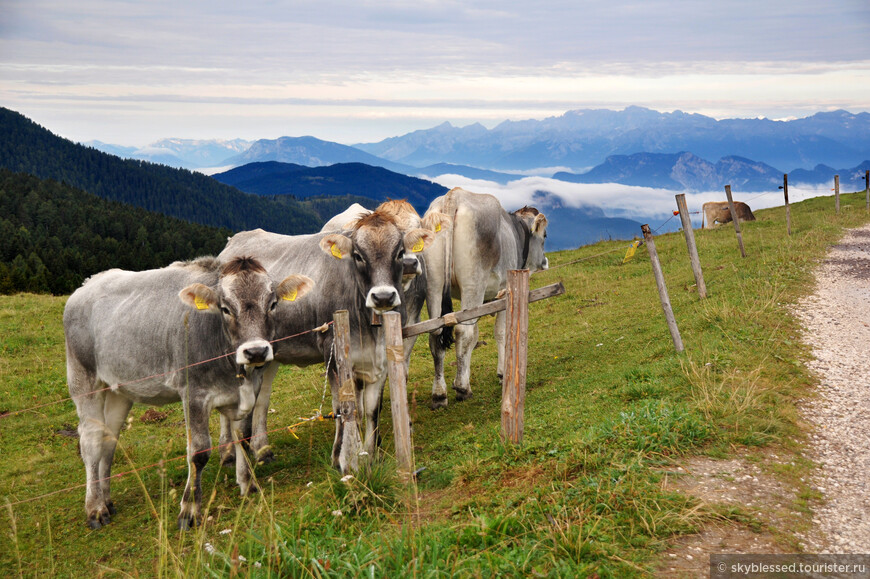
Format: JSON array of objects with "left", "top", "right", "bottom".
[
  {"left": 0, "top": 170, "right": 231, "bottom": 294},
  {"left": 213, "top": 161, "right": 447, "bottom": 213},
  {"left": 0, "top": 108, "right": 322, "bottom": 234}
]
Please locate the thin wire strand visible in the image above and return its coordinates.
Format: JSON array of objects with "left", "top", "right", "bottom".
[{"left": 0, "top": 321, "right": 334, "bottom": 421}]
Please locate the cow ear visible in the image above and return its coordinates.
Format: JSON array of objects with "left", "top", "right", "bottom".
[
  {"left": 276, "top": 274, "right": 315, "bottom": 303},
  {"left": 532, "top": 213, "right": 548, "bottom": 238},
  {"left": 404, "top": 228, "right": 436, "bottom": 253},
  {"left": 179, "top": 283, "right": 219, "bottom": 313},
  {"left": 422, "top": 211, "right": 451, "bottom": 234},
  {"left": 320, "top": 234, "right": 353, "bottom": 260}
]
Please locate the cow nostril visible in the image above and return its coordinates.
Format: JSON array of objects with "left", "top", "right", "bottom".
[
  {"left": 372, "top": 290, "right": 398, "bottom": 307},
  {"left": 243, "top": 346, "right": 270, "bottom": 362}
]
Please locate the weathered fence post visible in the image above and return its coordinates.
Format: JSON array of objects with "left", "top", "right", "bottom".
[
  {"left": 675, "top": 194, "right": 707, "bottom": 298},
  {"left": 783, "top": 174, "right": 791, "bottom": 236},
  {"left": 641, "top": 225, "right": 684, "bottom": 353},
  {"left": 333, "top": 310, "right": 361, "bottom": 474},
  {"left": 501, "top": 269, "right": 530, "bottom": 444},
  {"left": 835, "top": 174, "right": 840, "bottom": 213},
  {"left": 865, "top": 170, "right": 869, "bottom": 211},
  {"left": 382, "top": 311, "right": 414, "bottom": 482},
  {"left": 724, "top": 185, "right": 746, "bottom": 258}
]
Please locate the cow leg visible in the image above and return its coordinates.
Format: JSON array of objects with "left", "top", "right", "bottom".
[
  {"left": 425, "top": 259, "right": 451, "bottom": 409},
  {"left": 453, "top": 320, "right": 479, "bottom": 400},
  {"left": 231, "top": 413, "right": 259, "bottom": 497},
  {"left": 403, "top": 334, "right": 418, "bottom": 375},
  {"left": 178, "top": 402, "right": 211, "bottom": 530},
  {"left": 452, "top": 282, "right": 486, "bottom": 400},
  {"left": 249, "top": 361, "right": 279, "bottom": 464},
  {"left": 75, "top": 387, "right": 111, "bottom": 529},
  {"left": 361, "top": 375, "right": 386, "bottom": 460},
  {"left": 98, "top": 392, "right": 134, "bottom": 521},
  {"left": 218, "top": 414, "right": 235, "bottom": 465},
  {"left": 495, "top": 309, "right": 507, "bottom": 379},
  {"left": 428, "top": 332, "right": 449, "bottom": 409},
  {"left": 329, "top": 363, "right": 344, "bottom": 471}
]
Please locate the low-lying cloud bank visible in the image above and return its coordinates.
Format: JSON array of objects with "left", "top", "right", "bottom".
[{"left": 429, "top": 173, "right": 840, "bottom": 231}]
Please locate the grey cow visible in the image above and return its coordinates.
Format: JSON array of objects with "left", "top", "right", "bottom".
[
  {"left": 217, "top": 210, "right": 434, "bottom": 473},
  {"left": 218, "top": 200, "right": 450, "bottom": 469},
  {"left": 63, "top": 256, "right": 313, "bottom": 529},
  {"left": 423, "top": 187, "right": 549, "bottom": 407}
]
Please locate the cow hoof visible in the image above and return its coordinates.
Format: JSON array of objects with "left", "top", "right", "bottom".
[
  {"left": 256, "top": 449, "right": 275, "bottom": 464},
  {"left": 106, "top": 501, "right": 117, "bottom": 516},
  {"left": 177, "top": 513, "right": 200, "bottom": 531},
  {"left": 430, "top": 394, "right": 448, "bottom": 410},
  {"left": 453, "top": 387, "right": 473, "bottom": 401},
  {"left": 86, "top": 514, "right": 104, "bottom": 530},
  {"left": 86, "top": 509, "right": 111, "bottom": 530}
]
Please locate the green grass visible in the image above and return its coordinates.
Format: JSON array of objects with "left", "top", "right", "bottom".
[{"left": 2, "top": 192, "right": 869, "bottom": 577}]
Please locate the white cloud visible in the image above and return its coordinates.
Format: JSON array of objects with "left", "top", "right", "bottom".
[
  {"left": 429, "top": 174, "right": 839, "bottom": 229},
  {"left": 2, "top": 0, "right": 870, "bottom": 144}
]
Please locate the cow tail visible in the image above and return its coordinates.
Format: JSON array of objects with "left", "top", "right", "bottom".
[{"left": 437, "top": 283, "right": 455, "bottom": 350}]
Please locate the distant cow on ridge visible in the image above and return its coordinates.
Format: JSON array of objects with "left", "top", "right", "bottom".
[{"left": 702, "top": 201, "right": 756, "bottom": 228}]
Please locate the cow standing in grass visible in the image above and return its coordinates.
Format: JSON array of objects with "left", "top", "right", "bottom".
[
  {"left": 702, "top": 201, "right": 756, "bottom": 228},
  {"left": 217, "top": 200, "right": 449, "bottom": 469},
  {"left": 63, "top": 256, "right": 314, "bottom": 529},
  {"left": 217, "top": 210, "right": 435, "bottom": 473},
  {"left": 423, "top": 187, "right": 549, "bottom": 408}
]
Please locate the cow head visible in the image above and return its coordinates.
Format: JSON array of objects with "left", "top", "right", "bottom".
[
  {"left": 512, "top": 206, "right": 549, "bottom": 273},
  {"left": 320, "top": 211, "right": 435, "bottom": 312},
  {"left": 178, "top": 257, "right": 315, "bottom": 366}
]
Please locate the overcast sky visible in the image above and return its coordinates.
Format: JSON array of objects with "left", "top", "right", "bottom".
[{"left": 3, "top": 0, "right": 870, "bottom": 146}]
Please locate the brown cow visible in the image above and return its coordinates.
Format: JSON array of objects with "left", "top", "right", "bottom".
[{"left": 702, "top": 201, "right": 756, "bottom": 229}]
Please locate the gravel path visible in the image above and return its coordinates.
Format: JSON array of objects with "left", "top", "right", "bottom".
[{"left": 794, "top": 224, "right": 870, "bottom": 553}]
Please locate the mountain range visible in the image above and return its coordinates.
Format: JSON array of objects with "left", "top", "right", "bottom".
[
  {"left": 86, "top": 107, "right": 870, "bottom": 182},
  {"left": 355, "top": 107, "right": 870, "bottom": 173},
  {"left": 554, "top": 152, "right": 783, "bottom": 192},
  {"left": 85, "top": 138, "right": 252, "bottom": 169}
]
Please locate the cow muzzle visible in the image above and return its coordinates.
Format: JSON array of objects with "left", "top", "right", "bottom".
[
  {"left": 236, "top": 339, "right": 274, "bottom": 366},
  {"left": 402, "top": 255, "right": 422, "bottom": 278},
  {"left": 366, "top": 285, "right": 401, "bottom": 312}
]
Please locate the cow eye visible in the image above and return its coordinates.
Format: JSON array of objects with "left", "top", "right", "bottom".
[
  {"left": 220, "top": 306, "right": 232, "bottom": 316},
  {"left": 352, "top": 252, "right": 365, "bottom": 263},
  {"left": 396, "top": 249, "right": 405, "bottom": 261},
  {"left": 269, "top": 299, "right": 278, "bottom": 311}
]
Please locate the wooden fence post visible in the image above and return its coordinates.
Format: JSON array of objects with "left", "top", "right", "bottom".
[
  {"left": 333, "top": 310, "right": 361, "bottom": 474},
  {"left": 501, "top": 269, "right": 529, "bottom": 444},
  {"left": 675, "top": 194, "right": 707, "bottom": 298},
  {"left": 641, "top": 225, "right": 684, "bottom": 353},
  {"left": 382, "top": 311, "right": 414, "bottom": 482},
  {"left": 865, "top": 170, "right": 869, "bottom": 211},
  {"left": 783, "top": 174, "right": 791, "bottom": 237},
  {"left": 835, "top": 174, "right": 840, "bottom": 213},
  {"left": 724, "top": 185, "right": 746, "bottom": 258}
]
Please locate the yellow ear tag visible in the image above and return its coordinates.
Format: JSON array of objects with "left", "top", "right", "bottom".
[
  {"left": 411, "top": 239, "right": 425, "bottom": 253},
  {"left": 194, "top": 295, "right": 209, "bottom": 310},
  {"left": 434, "top": 223, "right": 442, "bottom": 233},
  {"left": 282, "top": 288, "right": 298, "bottom": 302},
  {"left": 330, "top": 243, "right": 343, "bottom": 259}
]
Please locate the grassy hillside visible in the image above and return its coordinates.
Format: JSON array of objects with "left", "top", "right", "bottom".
[{"left": 1, "top": 192, "right": 868, "bottom": 577}]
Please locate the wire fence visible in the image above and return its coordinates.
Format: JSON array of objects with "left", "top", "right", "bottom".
[
  {"left": 0, "top": 322, "right": 333, "bottom": 421},
  {"left": 2, "top": 179, "right": 859, "bottom": 510}
]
